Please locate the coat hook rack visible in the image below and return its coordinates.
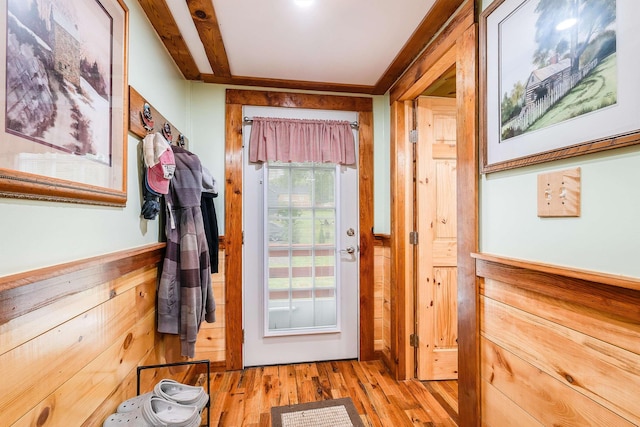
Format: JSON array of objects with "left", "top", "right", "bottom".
[{"left": 128, "top": 86, "right": 189, "bottom": 149}]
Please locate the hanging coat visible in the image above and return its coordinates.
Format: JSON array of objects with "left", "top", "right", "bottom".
[
  {"left": 201, "top": 166, "right": 219, "bottom": 273},
  {"left": 157, "top": 145, "right": 216, "bottom": 358}
]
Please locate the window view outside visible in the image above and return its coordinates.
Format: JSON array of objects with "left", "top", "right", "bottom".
[{"left": 266, "top": 162, "right": 338, "bottom": 333}]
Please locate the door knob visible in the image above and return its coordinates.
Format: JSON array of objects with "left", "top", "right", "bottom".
[{"left": 340, "top": 246, "right": 356, "bottom": 254}]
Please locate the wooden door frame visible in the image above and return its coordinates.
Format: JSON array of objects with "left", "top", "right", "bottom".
[
  {"left": 388, "top": 0, "right": 479, "bottom": 425},
  {"left": 224, "top": 89, "right": 375, "bottom": 370}
]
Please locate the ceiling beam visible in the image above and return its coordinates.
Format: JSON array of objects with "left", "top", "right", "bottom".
[
  {"left": 187, "top": 0, "right": 231, "bottom": 77},
  {"left": 201, "top": 74, "right": 376, "bottom": 95},
  {"left": 372, "top": 0, "right": 466, "bottom": 95},
  {"left": 138, "top": 0, "right": 201, "bottom": 80}
]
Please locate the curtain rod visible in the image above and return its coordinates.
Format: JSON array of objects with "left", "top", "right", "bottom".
[{"left": 243, "top": 116, "right": 359, "bottom": 130}]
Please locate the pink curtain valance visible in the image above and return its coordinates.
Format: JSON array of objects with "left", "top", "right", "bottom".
[{"left": 248, "top": 117, "right": 356, "bottom": 165}]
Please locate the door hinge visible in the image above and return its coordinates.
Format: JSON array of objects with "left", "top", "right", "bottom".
[
  {"left": 409, "top": 129, "right": 418, "bottom": 144},
  {"left": 242, "top": 231, "right": 244, "bottom": 245},
  {"left": 410, "top": 231, "right": 419, "bottom": 245},
  {"left": 410, "top": 333, "right": 419, "bottom": 348}
]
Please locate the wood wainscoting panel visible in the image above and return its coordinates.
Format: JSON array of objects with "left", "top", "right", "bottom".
[
  {"left": 485, "top": 334, "right": 636, "bottom": 426},
  {"left": 382, "top": 245, "right": 392, "bottom": 364},
  {"left": 476, "top": 254, "right": 640, "bottom": 427},
  {"left": 2, "top": 280, "right": 150, "bottom": 424},
  {"left": 15, "top": 309, "right": 157, "bottom": 427},
  {"left": 374, "top": 245, "right": 385, "bottom": 352},
  {"left": 373, "top": 237, "right": 392, "bottom": 365},
  {"left": 0, "top": 264, "right": 154, "bottom": 356},
  {"left": 481, "top": 377, "right": 544, "bottom": 427},
  {"left": 194, "top": 250, "right": 226, "bottom": 363},
  {"left": 0, "top": 244, "right": 176, "bottom": 426},
  {"left": 482, "top": 277, "right": 640, "bottom": 357}
]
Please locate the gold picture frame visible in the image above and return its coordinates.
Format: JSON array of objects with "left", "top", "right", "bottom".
[{"left": 1, "top": 0, "right": 128, "bottom": 205}]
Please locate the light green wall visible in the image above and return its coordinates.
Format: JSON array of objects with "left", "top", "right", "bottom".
[
  {"left": 187, "top": 82, "right": 226, "bottom": 232},
  {"left": 187, "top": 84, "right": 391, "bottom": 235},
  {"left": 5, "top": 0, "right": 632, "bottom": 279},
  {"left": 480, "top": 146, "right": 640, "bottom": 277},
  {"left": 0, "top": 0, "right": 189, "bottom": 276},
  {"left": 479, "top": 0, "right": 640, "bottom": 277},
  {"left": 0, "top": 0, "right": 392, "bottom": 277},
  {"left": 373, "top": 95, "right": 391, "bottom": 234}
]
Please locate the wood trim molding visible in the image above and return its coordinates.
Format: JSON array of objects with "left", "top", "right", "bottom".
[
  {"left": 388, "top": 2, "right": 478, "bottom": 424},
  {"left": 216, "top": 235, "right": 226, "bottom": 250},
  {"left": 224, "top": 101, "right": 244, "bottom": 371},
  {"left": 359, "top": 109, "right": 376, "bottom": 361},
  {"left": 389, "top": 99, "right": 414, "bottom": 380},
  {"left": 457, "top": 23, "right": 480, "bottom": 427},
  {"left": 0, "top": 243, "right": 165, "bottom": 323},
  {"left": 204, "top": 74, "right": 376, "bottom": 95},
  {"left": 373, "top": 0, "right": 466, "bottom": 95},
  {"left": 473, "top": 253, "right": 640, "bottom": 292},
  {"left": 389, "top": 0, "right": 474, "bottom": 102},
  {"left": 129, "top": 86, "right": 190, "bottom": 146},
  {"left": 225, "top": 90, "right": 373, "bottom": 111},
  {"left": 475, "top": 255, "right": 640, "bottom": 325},
  {"left": 373, "top": 234, "right": 391, "bottom": 247},
  {"left": 224, "top": 89, "right": 375, "bottom": 369}
]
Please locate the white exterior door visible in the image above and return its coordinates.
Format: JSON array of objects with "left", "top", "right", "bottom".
[{"left": 242, "top": 106, "right": 359, "bottom": 367}]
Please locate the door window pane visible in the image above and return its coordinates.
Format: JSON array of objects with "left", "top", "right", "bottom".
[{"left": 265, "top": 162, "right": 338, "bottom": 334}]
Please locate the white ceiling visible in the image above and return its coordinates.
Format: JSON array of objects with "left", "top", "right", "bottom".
[{"left": 166, "top": 0, "right": 437, "bottom": 87}]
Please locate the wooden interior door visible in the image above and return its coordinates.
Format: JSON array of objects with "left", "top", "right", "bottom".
[{"left": 416, "top": 96, "right": 458, "bottom": 380}]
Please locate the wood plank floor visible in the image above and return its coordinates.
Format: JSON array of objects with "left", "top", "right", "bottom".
[{"left": 201, "top": 359, "right": 458, "bottom": 427}]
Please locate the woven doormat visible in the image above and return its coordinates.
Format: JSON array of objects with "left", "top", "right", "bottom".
[{"left": 271, "top": 397, "right": 364, "bottom": 427}]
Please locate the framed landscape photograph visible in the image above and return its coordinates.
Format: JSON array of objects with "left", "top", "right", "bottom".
[
  {"left": 480, "top": 0, "right": 640, "bottom": 173},
  {"left": 0, "top": 0, "right": 128, "bottom": 205}
]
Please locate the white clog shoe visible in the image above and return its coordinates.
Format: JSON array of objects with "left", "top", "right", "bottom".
[
  {"left": 103, "top": 396, "right": 200, "bottom": 427},
  {"left": 117, "top": 379, "right": 209, "bottom": 414}
]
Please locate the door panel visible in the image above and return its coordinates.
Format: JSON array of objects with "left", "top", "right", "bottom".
[
  {"left": 434, "top": 268, "right": 458, "bottom": 347},
  {"left": 416, "top": 96, "right": 458, "bottom": 380}
]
